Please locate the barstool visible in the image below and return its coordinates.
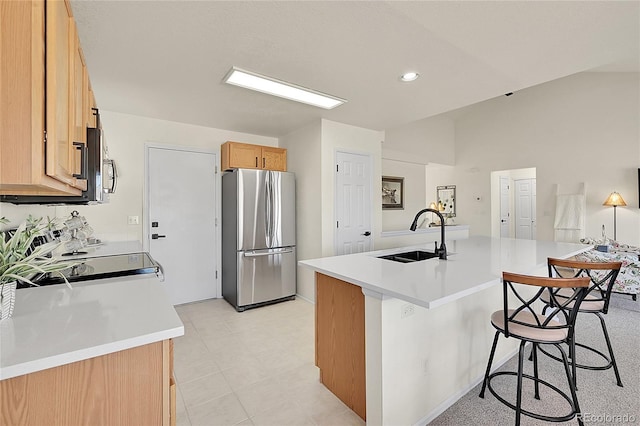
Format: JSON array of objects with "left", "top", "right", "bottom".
[
  {"left": 542, "top": 257, "right": 623, "bottom": 388},
  {"left": 479, "top": 272, "right": 590, "bottom": 426}
]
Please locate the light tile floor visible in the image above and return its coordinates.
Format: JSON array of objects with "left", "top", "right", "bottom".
[{"left": 173, "top": 298, "right": 365, "bottom": 426}]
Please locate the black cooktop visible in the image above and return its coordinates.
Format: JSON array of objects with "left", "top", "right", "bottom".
[{"left": 18, "top": 252, "right": 160, "bottom": 288}]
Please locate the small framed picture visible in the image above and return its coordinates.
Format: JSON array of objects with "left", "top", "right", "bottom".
[{"left": 382, "top": 176, "right": 404, "bottom": 210}]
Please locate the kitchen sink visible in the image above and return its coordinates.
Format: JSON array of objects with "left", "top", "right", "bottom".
[{"left": 378, "top": 250, "right": 439, "bottom": 263}]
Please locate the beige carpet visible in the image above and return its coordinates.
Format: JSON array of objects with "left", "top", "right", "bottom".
[{"left": 431, "top": 302, "right": 640, "bottom": 425}]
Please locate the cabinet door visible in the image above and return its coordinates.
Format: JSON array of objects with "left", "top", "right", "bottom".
[
  {"left": 226, "top": 142, "right": 262, "bottom": 170},
  {"left": 71, "top": 25, "right": 88, "bottom": 189},
  {"left": 0, "top": 341, "right": 169, "bottom": 426},
  {"left": 86, "top": 82, "right": 98, "bottom": 128},
  {"left": 45, "top": 0, "right": 86, "bottom": 190},
  {"left": 315, "top": 273, "right": 366, "bottom": 420},
  {"left": 261, "top": 147, "right": 287, "bottom": 171}
]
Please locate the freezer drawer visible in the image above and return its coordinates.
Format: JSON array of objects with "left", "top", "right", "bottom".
[{"left": 237, "top": 247, "right": 296, "bottom": 309}]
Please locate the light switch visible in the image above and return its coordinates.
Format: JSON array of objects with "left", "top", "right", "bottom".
[{"left": 127, "top": 215, "right": 139, "bottom": 225}]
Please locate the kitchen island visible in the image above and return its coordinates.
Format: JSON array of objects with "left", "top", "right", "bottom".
[
  {"left": 300, "top": 236, "right": 589, "bottom": 425},
  {"left": 0, "top": 276, "right": 184, "bottom": 425}
]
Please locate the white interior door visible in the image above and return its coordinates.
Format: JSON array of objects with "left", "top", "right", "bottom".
[
  {"left": 335, "top": 151, "right": 372, "bottom": 255},
  {"left": 499, "top": 176, "right": 510, "bottom": 238},
  {"left": 147, "top": 146, "right": 218, "bottom": 305},
  {"left": 515, "top": 178, "right": 536, "bottom": 240},
  {"left": 531, "top": 178, "right": 537, "bottom": 239}
]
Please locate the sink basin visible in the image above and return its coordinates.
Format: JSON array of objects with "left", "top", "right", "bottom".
[{"left": 378, "top": 250, "right": 439, "bottom": 263}]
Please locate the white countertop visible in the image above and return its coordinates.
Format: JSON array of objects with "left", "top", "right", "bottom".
[
  {"left": 300, "top": 236, "right": 590, "bottom": 309},
  {"left": 0, "top": 276, "right": 184, "bottom": 380},
  {"left": 380, "top": 224, "right": 469, "bottom": 238}
]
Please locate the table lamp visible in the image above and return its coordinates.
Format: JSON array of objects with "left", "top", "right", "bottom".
[
  {"left": 428, "top": 202, "right": 437, "bottom": 226},
  {"left": 603, "top": 191, "right": 626, "bottom": 240}
]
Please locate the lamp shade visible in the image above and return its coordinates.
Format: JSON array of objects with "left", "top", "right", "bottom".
[{"left": 603, "top": 192, "right": 627, "bottom": 207}]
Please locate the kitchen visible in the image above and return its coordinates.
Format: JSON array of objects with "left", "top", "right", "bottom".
[{"left": 1, "top": 1, "right": 639, "bottom": 425}]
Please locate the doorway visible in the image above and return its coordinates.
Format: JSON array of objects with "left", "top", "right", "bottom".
[
  {"left": 491, "top": 168, "right": 536, "bottom": 239},
  {"left": 514, "top": 178, "right": 537, "bottom": 240},
  {"left": 146, "top": 145, "right": 219, "bottom": 305},
  {"left": 499, "top": 176, "right": 510, "bottom": 237},
  {"left": 335, "top": 151, "right": 373, "bottom": 255}
]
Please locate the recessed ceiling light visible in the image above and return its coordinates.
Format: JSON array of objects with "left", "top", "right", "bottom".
[
  {"left": 400, "top": 72, "right": 419, "bottom": 82},
  {"left": 223, "top": 67, "right": 347, "bottom": 109}
]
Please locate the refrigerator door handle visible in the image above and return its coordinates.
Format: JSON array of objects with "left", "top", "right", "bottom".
[
  {"left": 243, "top": 248, "right": 293, "bottom": 257},
  {"left": 265, "top": 172, "right": 273, "bottom": 247}
]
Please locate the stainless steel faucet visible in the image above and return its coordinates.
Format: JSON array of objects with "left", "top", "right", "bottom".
[{"left": 409, "top": 208, "right": 447, "bottom": 260}]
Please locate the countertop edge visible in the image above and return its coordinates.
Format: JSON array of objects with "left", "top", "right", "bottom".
[
  {"left": 0, "top": 325, "right": 184, "bottom": 381},
  {"left": 300, "top": 263, "right": 439, "bottom": 309}
]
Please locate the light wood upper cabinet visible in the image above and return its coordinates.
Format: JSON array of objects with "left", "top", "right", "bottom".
[
  {"left": 46, "top": 0, "right": 87, "bottom": 191},
  {"left": 222, "top": 141, "right": 263, "bottom": 170},
  {"left": 262, "top": 146, "right": 287, "bottom": 171},
  {"left": 0, "top": 0, "right": 90, "bottom": 196},
  {"left": 221, "top": 141, "right": 287, "bottom": 172},
  {"left": 86, "top": 82, "right": 98, "bottom": 129}
]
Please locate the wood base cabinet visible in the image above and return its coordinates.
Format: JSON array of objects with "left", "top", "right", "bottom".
[
  {"left": 221, "top": 141, "right": 287, "bottom": 171},
  {"left": 0, "top": 340, "right": 175, "bottom": 426},
  {"left": 315, "top": 273, "right": 366, "bottom": 420}
]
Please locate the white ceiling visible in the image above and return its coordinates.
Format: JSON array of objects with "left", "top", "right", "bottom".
[{"left": 70, "top": 1, "right": 639, "bottom": 138}]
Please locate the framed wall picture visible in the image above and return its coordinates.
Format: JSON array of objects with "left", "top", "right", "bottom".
[
  {"left": 382, "top": 176, "right": 404, "bottom": 209},
  {"left": 436, "top": 185, "right": 456, "bottom": 217}
]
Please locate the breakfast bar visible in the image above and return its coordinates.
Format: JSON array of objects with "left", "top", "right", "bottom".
[{"left": 301, "top": 236, "right": 589, "bottom": 425}]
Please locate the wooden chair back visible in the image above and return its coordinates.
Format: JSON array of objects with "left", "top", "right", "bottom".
[
  {"left": 548, "top": 258, "right": 622, "bottom": 313},
  {"left": 501, "top": 272, "right": 590, "bottom": 340}
]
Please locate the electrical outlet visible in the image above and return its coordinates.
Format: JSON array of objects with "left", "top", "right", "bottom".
[
  {"left": 127, "top": 215, "right": 139, "bottom": 225},
  {"left": 401, "top": 303, "right": 415, "bottom": 319}
]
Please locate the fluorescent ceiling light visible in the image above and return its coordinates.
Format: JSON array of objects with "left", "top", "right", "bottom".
[{"left": 223, "top": 67, "right": 346, "bottom": 109}]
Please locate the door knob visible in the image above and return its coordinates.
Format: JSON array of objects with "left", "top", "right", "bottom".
[
  {"left": 151, "top": 233, "right": 166, "bottom": 240},
  {"left": 362, "top": 231, "right": 371, "bottom": 236}
]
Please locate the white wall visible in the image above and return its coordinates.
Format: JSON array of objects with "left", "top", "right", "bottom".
[
  {"left": 381, "top": 159, "right": 426, "bottom": 231},
  {"left": 1, "top": 111, "right": 278, "bottom": 243},
  {"left": 280, "top": 121, "right": 323, "bottom": 302},
  {"left": 453, "top": 72, "right": 639, "bottom": 245},
  {"left": 383, "top": 114, "right": 456, "bottom": 166},
  {"left": 320, "top": 119, "right": 384, "bottom": 256},
  {"left": 284, "top": 119, "right": 384, "bottom": 301}
]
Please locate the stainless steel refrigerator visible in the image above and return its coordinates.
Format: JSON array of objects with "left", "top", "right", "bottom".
[{"left": 222, "top": 168, "right": 296, "bottom": 311}]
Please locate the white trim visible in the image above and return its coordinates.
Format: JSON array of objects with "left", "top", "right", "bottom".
[
  {"left": 334, "top": 149, "right": 375, "bottom": 255},
  {"left": 144, "top": 142, "right": 222, "bottom": 298},
  {"left": 295, "top": 293, "right": 315, "bottom": 305}
]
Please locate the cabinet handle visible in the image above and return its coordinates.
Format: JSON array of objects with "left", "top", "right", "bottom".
[
  {"left": 73, "top": 141, "right": 88, "bottom": 180},
  {"left": 263, "top": 157, "right": 265, "bottom": 168},
  {"left": 255, "top": 157, "right": 258, "bottom": 168}
]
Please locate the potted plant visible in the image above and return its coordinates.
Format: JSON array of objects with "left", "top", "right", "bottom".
[{"left": 1, "top": 216, "right": 76, "bottom": 320}]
